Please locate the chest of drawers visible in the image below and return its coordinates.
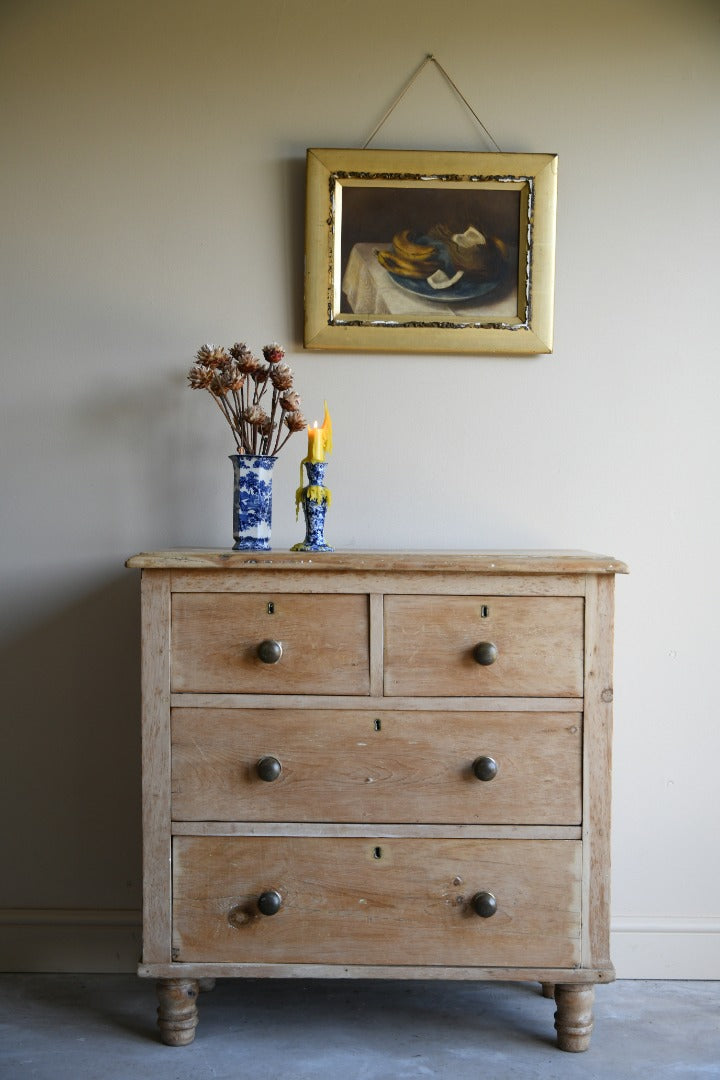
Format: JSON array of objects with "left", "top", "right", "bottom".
[{"left": 126, "top": 549, "right": 626, "bottom": 1051}]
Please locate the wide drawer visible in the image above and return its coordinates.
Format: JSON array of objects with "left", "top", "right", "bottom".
[
  {"left": 384, "top": 595, "right": 584, "bottom": 697},
  {"left": 172, "top": 836, "right": 581, "bottom": 966},
  {"left": 171, "top": 592, "right": 370, "bottom": 694},
  {"left": 171, "top": 709, "right": 582, "bottom": 824}
]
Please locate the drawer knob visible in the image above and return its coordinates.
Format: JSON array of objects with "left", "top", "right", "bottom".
[
  {"left": 473, "top": 641, "right": 498, "bottom": 666},
  {"left": 257, "top": 756, "right": 282, "bottom": 782},
  {"left": 472, "top": 756, "right": 498, "bottom": 781},
  {"left": 257, "top": 889, "right": 283, "bottom": 916},
  {"left": 472, "top": 891, "right": 497, "bottom": 918},
  {"left": 257, "top": 639, "right": 283, "bottom": 664}
]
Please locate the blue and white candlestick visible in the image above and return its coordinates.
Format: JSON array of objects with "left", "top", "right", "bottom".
[{"left": 291, "top": 460, "right": 333, "bottom": 552}]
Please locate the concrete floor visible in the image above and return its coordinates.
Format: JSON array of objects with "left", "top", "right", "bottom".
[{"left": 0, "top": 976, "right": 718, "bottom": 1079}]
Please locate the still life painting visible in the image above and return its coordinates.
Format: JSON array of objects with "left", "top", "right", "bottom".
[{"left": 304, "top": 148, "right": 557, "bottom": 355}]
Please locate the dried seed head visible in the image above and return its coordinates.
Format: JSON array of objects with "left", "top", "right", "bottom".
[
  {"left": 280, "top": 391, "right": 301, "bottom": 411},
  {"left": 284, "top": 410, "right": 307, "bottom": 433},
  {"left": 187, "top": 363, "right": 213, "bottom": 389},
  {"left": 243, "top": 405, "right": 270, "bottom": 427},
  {"left": 235, "top": 350, "right": 263, "bottom": 375},
  {"left": 262, "top": 343, "right": 285, "bottom": 365},
  {"left": 269, "top": 363, "right": 293, "bottom": 391},
  {"left": 250, "top": 362, "right": 270, "bottom": 383},
  {"left": 196, "top": 344, "right": 228, "bottom": 368},
  {"left": 210, "top": 370, "right": 229, "bottom": 396},
  {"left": 224, "top": 361, "right": 245, "bottom": 391},
  {"left": 229, "top": 342, "right": 251, "bottom": 362}
]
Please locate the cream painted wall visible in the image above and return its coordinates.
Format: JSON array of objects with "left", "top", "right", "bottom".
[{"left": 1, "top": 0, "right": 719, "bottom": 977}]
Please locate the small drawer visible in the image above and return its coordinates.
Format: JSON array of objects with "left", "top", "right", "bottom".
[
  {"left": 171, "top": 592, "right": 370, "bottom": 695},
  {"left": 172, "top": 836, "right": 582, "bottom": 967},
  {"left": 171, "top": 709, "right": 582, "bottom": 825},
  {"left": 384, "top": 596, "right": 584, "bottom": 697}
]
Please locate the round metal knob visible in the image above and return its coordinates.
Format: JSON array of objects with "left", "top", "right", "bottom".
[
  {"left": 472, "top": 756, "right": 498, "bottom": 782},
  {"left": 257, "top": 755, "right": 282, "bottom": 782},
  {"left": 473, "top": 641, "right": 498, "bottom": 666},
  {"left": 472, "top": 891, "right": 497, "bottom": 918},
  {"left": 257, "top": 639, "right": 282, "bottom": 664},
  {"left": 257, "top": 889, "right": 282, "bottom": 916}
]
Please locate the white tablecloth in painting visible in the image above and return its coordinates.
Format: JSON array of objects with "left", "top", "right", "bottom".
[{"left": 341, "top": 243, "right": 517, "bottom": 319}]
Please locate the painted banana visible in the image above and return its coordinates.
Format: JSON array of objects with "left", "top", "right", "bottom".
[
  {"left": 391, "top": 230, "right": 436, "bottom": 261},
  {"left": 377, "top": 249, "right": 438, "bottom": 278}
]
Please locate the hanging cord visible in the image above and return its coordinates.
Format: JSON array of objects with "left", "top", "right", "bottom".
[{"left": 363, "top": 54, "right": 502, "bottom": 152}]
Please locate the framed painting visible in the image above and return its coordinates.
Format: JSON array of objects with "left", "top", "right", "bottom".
[{"left": 304, "top": 148, "right": 557, "bottom": 355}]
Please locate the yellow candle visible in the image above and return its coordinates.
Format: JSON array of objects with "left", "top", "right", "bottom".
[
  {"left": 307, "top": 421, "right": 324, "bottom": 461},
  {"left": 306, "top": 403, "right": 332, "bottom": 462}
]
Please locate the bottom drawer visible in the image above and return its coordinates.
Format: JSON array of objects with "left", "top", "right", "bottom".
[{"left": 172, "top": 836, "right": 582, "bottom": 968}]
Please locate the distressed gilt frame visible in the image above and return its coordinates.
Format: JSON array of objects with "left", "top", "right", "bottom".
[{"left": 304, "top": 148, "right": 557, "bottom": 355}]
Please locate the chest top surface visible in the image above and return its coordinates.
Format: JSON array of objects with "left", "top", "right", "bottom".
[{"left": 126, "top": 549, "right": 627, "bottom": 574}]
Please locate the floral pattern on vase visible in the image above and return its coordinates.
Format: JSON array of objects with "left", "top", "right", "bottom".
[
  {"left": 231, "top": 454, "right": 277, "bottom": 550},
  {"left": 291, "top": 460, "right": 333, "bottom": 552}
]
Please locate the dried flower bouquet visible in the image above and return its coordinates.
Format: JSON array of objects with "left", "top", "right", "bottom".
[{"left": 187, "top": 343, "right": 307, "bottom": 456}]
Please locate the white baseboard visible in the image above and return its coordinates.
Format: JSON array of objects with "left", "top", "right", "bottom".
[
  {"left": 1, "top": 909, "right": 719, "bottom": 978},
  {"left": 611, "top": 916, "right": 720, "bottom": 980}
]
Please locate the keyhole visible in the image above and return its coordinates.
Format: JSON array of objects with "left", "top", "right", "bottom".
[
  {"left": 480, "top": 605, "right": 489, "bottom": 618},
  {"left": 267, "top": 602, "right": 275, "bottom": 615},
  {"left": 374, "top": 719, "right": 382, "bottom": 732},
  {"left": 373, "top": 847, "right": 383, "bottom": 860}
]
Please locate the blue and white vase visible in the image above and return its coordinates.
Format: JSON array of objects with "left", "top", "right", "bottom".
[
  {"left": 230, "top": 454, "right": 277, "bottom": 551},
  {"left": 291, "top": 460, "right": 333, "bottom": 552}
]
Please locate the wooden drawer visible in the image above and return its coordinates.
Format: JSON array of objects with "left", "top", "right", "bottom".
[
  {"left": 172, "top": 836, "right": 582, "bottom": 967},
  {"left": 384, "top": 596, "right": 584, "bottom": 697},
  {"left": 171, "top": 592, "right": 370, "bottom": 695},
  {"left": 171, "top": 709, "right": 582, "bottom": 825}
]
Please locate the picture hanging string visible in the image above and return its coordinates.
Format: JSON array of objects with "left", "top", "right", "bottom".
[{"left": 362, "top": 54, "right": 502, "bottom": 152}]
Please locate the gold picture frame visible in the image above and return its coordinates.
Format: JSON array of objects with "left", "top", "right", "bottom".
[{"left": 304, "top": 148, "right": 557, "bottom": 355}]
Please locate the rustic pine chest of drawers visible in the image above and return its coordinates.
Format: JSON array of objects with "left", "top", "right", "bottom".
[{"left": 126, "top": 549, "right": 626, "bottom": 1052}]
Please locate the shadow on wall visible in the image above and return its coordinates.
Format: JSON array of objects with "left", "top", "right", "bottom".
[{"left": 0, "top": 574, "right": 142, "bottom": 912}]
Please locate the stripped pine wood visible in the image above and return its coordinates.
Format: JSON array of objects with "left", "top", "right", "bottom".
[
  {"left": 170, "top": 708, "right": 582, "bottom": 825},
  {"left": 139, "top": 963, "right": 616, "bottom": 983},
  {"left": 128, "top": 550, "right": 624, "bottom": 1050},
  {"left": 126, "top": 549, "right": 628, "bottom": 575},
  {"left": 384, "top": 595, "right": 584, "bottom": 697},
  {"left": 139, "top": 571, "right": 173, "bottom": 963},
  {"left": 583, "top": 574, "right": 615, "bottom": 970},
  {"left": 169, "top": 694, "right": 584, "bottom": 712},
  {"left": 171, "top": 592, "right": 370, "bottom": 695},
  {"left": 166, "top": 569, "right": 588, "bottom": 597},
  {"left": 172, "top": 836, "right": 582, "bottom": 968},
  {"left": 172, "top": 822, "right": 583, "bottom": 840}
]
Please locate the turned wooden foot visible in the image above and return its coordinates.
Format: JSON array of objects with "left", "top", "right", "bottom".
[
  {"left": 541, "top": 982, "right": 555, "bottom": 999},
  {"left": 156, "top": 978, "right": 200, "bottom": 1046},
  {"left": 554, "top": 983, "right": 594, "bottom": 1052}
]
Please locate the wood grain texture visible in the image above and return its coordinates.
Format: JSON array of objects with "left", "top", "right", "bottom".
[
  {"left": 140, "top": 963, "right": 614, "bottom": 983},
  {"left": 583, "top": 574, "right": 615, "bottom": 970},
  {"left": 126, "top": 550, "right": 628, "bottom": 575},
  {"left": 166, "top": 570, "right": 591, "bottom": 599},
  {"left": 384, "top": 596, "right": 584, "bottom": 697},
  {"left": 169, "top": 694, "right": 584, "bottom": 712},
  {"left": 172, "top": 836, "right": 582, "bottom": 967},
  {"left": 140, "top": 571, "right": 172, "bottom": 963},
  {"left": 171, "top": 592, "right": 370, "bottom": 695},
  {"left": 130, "top": 550, "right": 622, "bottom": 1041},
  {"left": 156, "top": 978, "right": 199, "bottom": 1046},
  {"left": 170, "top": 708, "right": 582, "bottom": 825},
  {"left": 172, "top": 823, "right": 582, "bottom": 840},
  {"left": 554, "top": 983, "right": 595, "bottom": 1052},
  {"left": 369, "top": 593, "right": 384, "bottom": 697}
]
